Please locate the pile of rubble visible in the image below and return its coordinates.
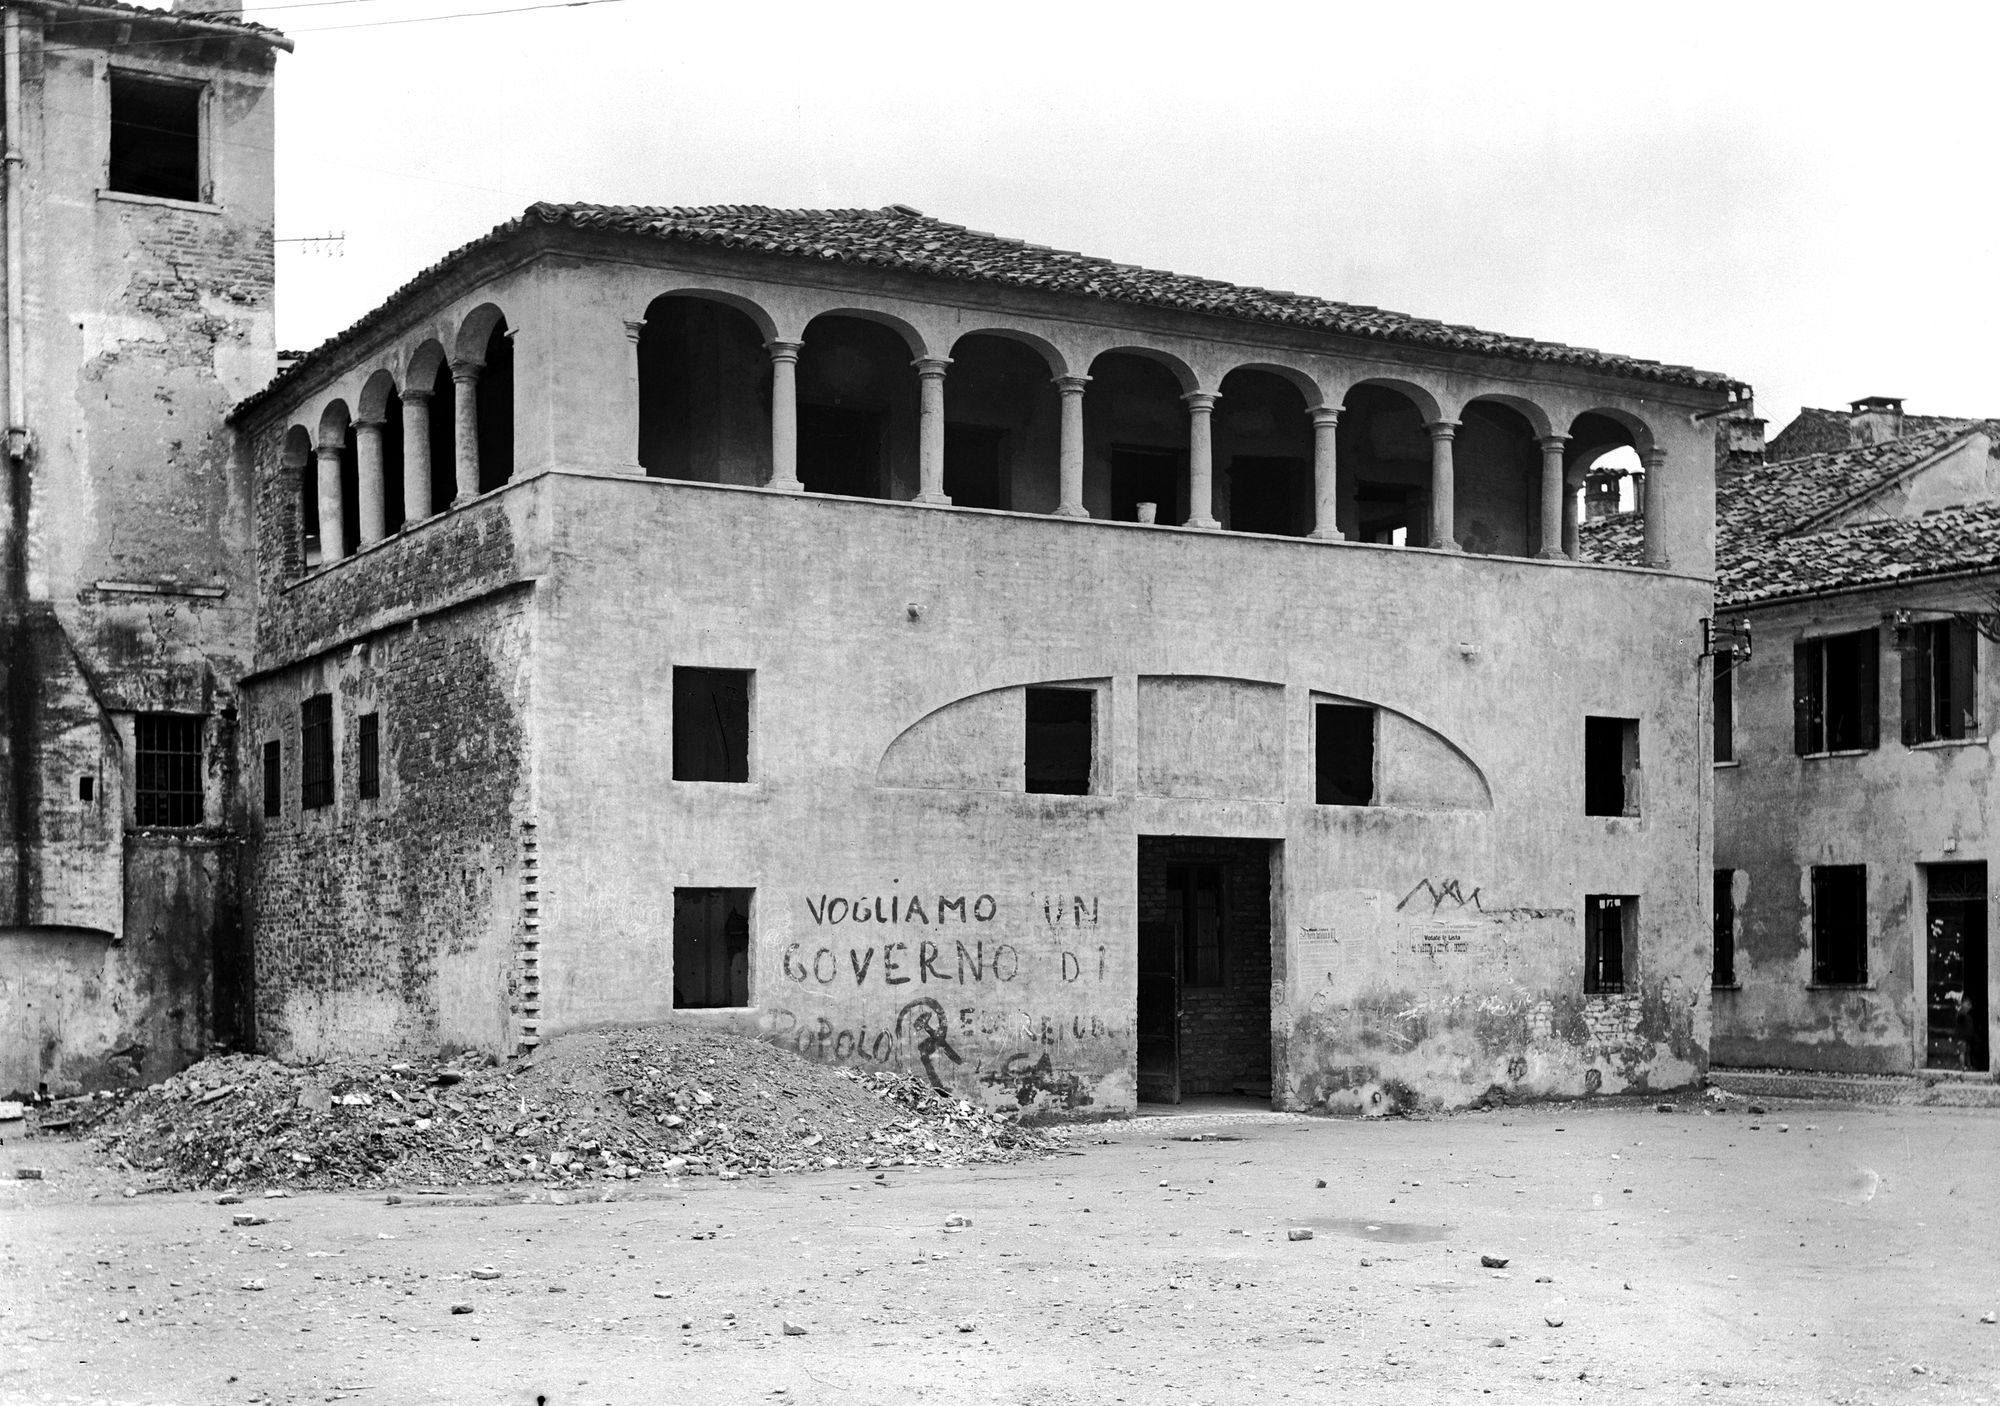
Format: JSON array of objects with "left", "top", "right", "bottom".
[{"left": 87, "top": 1022, "right": 1064, "bottom": 1191}]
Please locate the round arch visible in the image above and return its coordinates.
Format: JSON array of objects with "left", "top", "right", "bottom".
[
  {"left": 1086, "top": 345, "right": 1199, "bottom": 395},
  {"left": 946, "top": 327, "right": 1069, "bottom": 379},
  {"left": 281, "top": 423, "right": 313, "bottom": 468},
  {"left": 356, "top": 368, "right": 399, "bottom": 423},
  {"left": 1456, "top": 392, "right": 1553, "bottom": 439},
  {"left": 1221, "top": 359, "right": 1321, "bottom": 407},
  {"left": 803, "top": 306, "right": 930, "bottom": 359},
  {"left": 404, "top": 339, "right": 448, "bottom": 389},
  {"left": 316, "top": 398, "right": 351, "bottom": 448},
  {"left": 641, "top": 287, "right": 780, "bottom": 345},
  {"left": 1567, "top": 406, "right": 1656, "bottom": 458},
  {"left": 453, "top": 303, "right": 508, "bottom": 365},
  {"left": 1338, "top": 375, "right": 1445, "bottom": 425}
]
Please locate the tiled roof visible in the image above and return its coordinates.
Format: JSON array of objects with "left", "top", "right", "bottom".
[
  {"left": 1769, "top": 405, "right": 1975, "bottom": 461},
  {"left": 37, "top": 1, "right": 289, "bottom": 45},
  {"left": 1582, "top": 419, "right": 2000, "bottom": 604},
  {"left": 1721, "top": 500, "right": 2000, "bottom": 606},
  {"left": 232, "top": 202, "right": 1745, "bottom": 421}
]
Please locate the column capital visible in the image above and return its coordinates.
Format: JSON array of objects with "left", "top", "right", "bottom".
[
  {"left": 314, "top": 441, "right": 342, "bottom": 459},
  {"left": 1537, "top": 433, "right": 1570, "bottom": 452},
  {"left": 911, "top": 356, "right": 953, "bottom": 377},
  {"left": 1308, "top": 404, "right": 1341, "bottom": 427},
  {"left": 1053, "top": 374, "right": 1091, "bottom": 395},
  {"left": 1425, "top": 419, "right": 1460, "bottom": 441},
  {"left": 352, "top": 416, "right": 386, "bottom": 432},
  {"left": 450, "top": 359, "right": 483, "bottom": 384},
  {"left": 765, "top": 338, "right": 804, "bottom": 362},
  {"left": 623, "top": 319, "right": 647, "bottom": 343},
  {"left": 401, "top": 386, "right": 432, "bottom": 405},
  {"left": 1182, "top": 390, "right": 1219, "bottom": 413},
  {"left": 1641, "top": 446, "right": 1668, "bottom": 471}
]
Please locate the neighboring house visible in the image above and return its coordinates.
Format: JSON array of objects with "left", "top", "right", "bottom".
[
  {"left": 228, "top": 200, "right": 1740, "bottom": 1115},
  {"left": 1587, "top": 402, "right": 2000, "bottom": 1078},
  {"left": 0, "top": 1, "right": 288, "bottom": 1097}
]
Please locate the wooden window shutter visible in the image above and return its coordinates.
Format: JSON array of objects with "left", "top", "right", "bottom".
[
  {"left": 1793, "top": 639, "right": 1816, "bottom": 755},
  {"left": 1856, "top": 628, "right": 1880, "bottom": 750}
]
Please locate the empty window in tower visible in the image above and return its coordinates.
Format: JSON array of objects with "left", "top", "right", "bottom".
[
  {"left": 358, "top": 712, "right": 381, "bottom": 800},
  {"left": 1584, "top": 895, "right": 1633, "bottom": 994},
  {"left": 134, "top": 714, "right": 203, "bottom": 827},
  {"left": 1025, "top": 687, "right": 1094, "bottom": 795},
  {"left": 673, "top": 888, "right": 752, "bottom": 1009},
  {"left": 262, "top": 739, "right": 282, "bottom": 818},
  {"left": 108, "top": 72, "right": 201, "bottom": 203},
  {"left": 1584, "top": 716, "right": 1641, "bottom": 817}
]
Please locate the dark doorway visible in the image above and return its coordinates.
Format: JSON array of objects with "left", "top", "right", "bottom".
[
  {"left": 944, "top": 424, "right": 1007, "bottom": 509},
  {"left": 673, "top": 887, "right": 752, "bottom": 1009},
  {"left": 1926, "top": 862, "right": 1989, "bottom": 1071},
  {"left": 1136, "top": 836, "right": 1276, "bottom": 1104},
  {"left": 1111, "top": 447, "right": 1182, "bottom": 525},
  {"left": 798, "top": 404, "right": 883, "bottom": 498}
]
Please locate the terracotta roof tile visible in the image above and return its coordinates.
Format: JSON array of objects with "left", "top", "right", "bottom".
[
  {"left": 232, "top": 202, "right": 1744, "bottom": 421},
  {"left": 37, "top": 0, "right": 288, "bottom": 45}
]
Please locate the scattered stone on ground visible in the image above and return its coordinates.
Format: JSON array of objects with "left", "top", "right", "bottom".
[
  {"left": 1480, "top": 1254, "right": 1509, "bottom": 1268},
  {"left": 1287, "top": 1227, "right": 1313, "bottom": 1241},
  {"left": 76, "top": 1021, "right": 1065, "bottom": 1191}
]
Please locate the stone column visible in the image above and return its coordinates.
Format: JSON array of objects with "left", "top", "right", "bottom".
[
  {"left": 1537, "top": 434, "right": 1569, "bottom": 560},
  {"left": 315, "top": 444, "right": 346, "bottom": 562},
  {"left": 767, "top": 339, "right": 803, "bottom": 492},
  {"left": 1054, "top": 375, "right": 1089, "bottom": 518},
  {"left": 401, "top": 389, "right": 432, "bottom": 523},
  {"left": 913, "top": 356, "right": 952, "bottom": 505},
  {"left": 354, "top": 418, "right": 386, "bottom": 546},
  {"left": 451, "top": 360, "right": 481, "bottom": 504},
  {"left": 1308, "top": 405, "right": 1342, "bottom": 540},
  {"left": 1184, "top": 390, "right": 1220, "bottom": 530},
  {"left": 1426, "top": 419, "right": 1460, "bottom": 551},
  {"left": 1642, "top": 447, "right": 1670, "bottom": 567}
]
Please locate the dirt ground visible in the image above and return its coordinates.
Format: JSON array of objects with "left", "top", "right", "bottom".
[{"left": 4, "top": 1097, "right": 1998, "bottom": 1406}]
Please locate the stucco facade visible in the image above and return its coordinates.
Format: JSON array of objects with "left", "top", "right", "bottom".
[
  {"left": 234, "top": 209, "right": 1736, "bottom": 1114},
  {"left": 0, "top": 2, "right": 285, "bottom": 1097}
]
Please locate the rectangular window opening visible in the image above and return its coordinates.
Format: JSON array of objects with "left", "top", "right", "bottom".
[
  {"left": 262, "top": 739, "right": 281, "bottom": 818},
  {"left": 108, "top": 71, "right": 201, "bottom": 202},
  {"left": 1903, "top": 618, "right": 1978, "bottom": 745},
  {"left": 1315, "top": 702, "right": 1375, "bottom": 806},
  {"left": 673, "top": 887, "right": 752, "bottom": 1010},
  {"left": 1795, "top": 629, "right": 1880, "bottom": 755},
  {"left": 1584, "top": 895, "right": 1632, "bottom": 994},
  {"left": 1712, "top": 870, "right": 1736, "bottom": 987},
  {"left": 672, "top": 667, "right": 751, "bottom": 783},
  {"left": 300, "top": 694, "right": 334, "bottom": 810},
  {"left": 134, "top": 713, "right": 203, "bottom": 827},
  {"left": 1714, "top": 654, "right": 1735, "bottom": 763},
  {"left": 1811, "top": 864, "right": 1868, "bottom": 986},
  {"left": 1025, "top": 686, "right": 1094, "bottom": 795},
  {"left": 1584, "top": 716, "right": 1640, "bottom": 817},
  {"left": 78, "top": 775, "right": 95, "bottom": 803},
  {"left": 357, "top": 712, "right": 381, "bottom": 801}
]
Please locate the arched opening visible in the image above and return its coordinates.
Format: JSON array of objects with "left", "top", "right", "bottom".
[
  {"left": 476, "top": 318, "right": 514, "bottom": 493},
  {"left": 636, "top": 294, "right": 772, "bottom": 484},
  {"left": 1567, "top": 411, "right": 1648, "bottom": 538},
  {"left": 943, "top": 333, "right": 1060, "bottom": 512},
  {"left": 1083, "top": 351, "right": 1192, "bottom": 523},
  {"left": 1454, "top": 399, "right": 1542, "bottom": 556},
  {"left": 380, "top": 384, "right": 406, "bottom": 534},
  {"left": 284, "top": 424, "right": 315, "bottom": 567},
  {"left": 1216, "top": 367, "right": 1313, "bottom": 536},
  {"left": 796, "top": 314, "right": 919, "bottom": 499},
  {"left": 426, "top": 357, "right": 455, "bottom": 512},
  {"left": 1336, "top": 384, "right": 1434, "bottom": 546}
]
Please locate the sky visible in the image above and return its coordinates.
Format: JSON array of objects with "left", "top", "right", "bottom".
[{"left": 237, "top": 0, "right": 2000, "bottom": 436}]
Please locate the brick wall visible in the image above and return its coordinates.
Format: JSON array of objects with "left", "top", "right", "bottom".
[
  {"left": 1138, "top": 836, "right": 1274, "bottom": 1095},
  {"left": 244, "top": 591, "right": 531, "bottom": 1058}
]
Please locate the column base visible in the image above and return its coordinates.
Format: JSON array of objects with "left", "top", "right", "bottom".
[
  {"left": 765, "top": 475, "right": 805, "bottom": 494},
  {"left": 1536, "top": 546, "right": 1567, "bottom": 561},
  {"left": 1644, "top": 554, "right": 1672, "bottom": 569},
  {"left": 1308, "top": 527, "right": 1346, "bottom": 542},
  {"left": 1053, "top": 504, "right": 1091, "bottom": 520},
  {"left": 1431, "top": 539, "right": 1462, "bottom": 553},
  {"left": 913, "top": 491, "right": 952, "bottom": 506},
  {"left": 1185, "top": 515, "right": 1221, "bottom": 531}
]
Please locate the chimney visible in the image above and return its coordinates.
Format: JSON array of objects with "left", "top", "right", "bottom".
[
  {"left": 1848, "top": 396, "right": 1904, "bottom": 446},
  {"left": 1583, "top": 466, "right": 1625, "bottom": 521},
  {"left": 1715, "top": 409, "right": 1766, "bottom": 470}
]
